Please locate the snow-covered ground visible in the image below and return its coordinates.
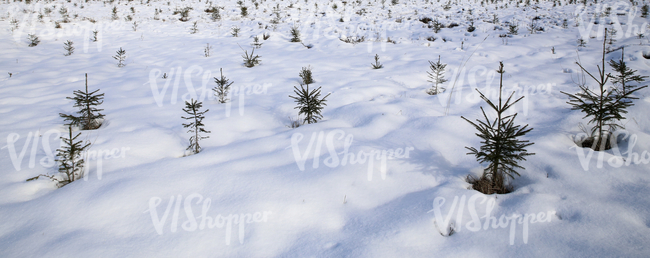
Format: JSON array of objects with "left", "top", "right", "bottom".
[{"left": 1, "top": 0, "right": 650, "bottom": 256}]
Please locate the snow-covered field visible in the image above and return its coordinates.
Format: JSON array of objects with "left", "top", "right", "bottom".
[{"left": 1, "top": 0, "right": 650, "bottom": 256}]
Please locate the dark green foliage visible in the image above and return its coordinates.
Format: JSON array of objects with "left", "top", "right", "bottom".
[
  {"left": 27, "top": 126, "right": 91, "bottom": 187},
  {"left": 59, "top": 74, "right": 105, "bottom": 130},
  {"left": 641, "top": 4, "right": 648, "bottom": 18},
  {"left": 241, "top": 47, "right": 260, "bottom": 67},
  {"left": 55, "top": 125, "right": 90, "bottom": 187},
  {"left": 432, "top": 19, "right": 442, "bottom": 33},
  {"left": 561, "top": 31, "right": 646, "bottom": 150},
  {"left": 508, "top": 23, "right": 518, "bottom": 35},
  {"left": 462, "top": 62, "right": 534, "bottom": 194},
  {"left": 27, "top": 34, "right": 40, "bottom": 47},
  {"left": 111, "top": 6, "right": 119, "bottom": 20},
  {"left": 467, "top": 20, "right": 476, "bottom": 33},
  {"left": 289, "top": 84, "right": 331, "bottom": 124},
  {"left": 251, "top": 36, "right": 263, "bottom": 49},
  {"left": 371, "top": 54, "right": 383, "bottom": 69},
  {"left": 290, "top": 26, "right": 301, "bottom": 42},
  {"left": 608, "top": 47, "right": 648, "bottom": 98},
  {"left": 241, "top": 6, "right": 248, "bottom": 17},
  {"left": 64, "top": 40, "right": 74, "bottom": 56},
  {"left": 213, "top": 68, "right": 233, "bottom": 103},
  {"left": 182, "top": 99, "right": 210, "bottom": 154},
  {"left": 113, "top": 47, "right": 126, "bottom": 67},
  {"left": 299, "top": 66, "right": 314, "bottom": 85},
  {"left": 426, "top": 56, "right": 447, "bottom": 95}
]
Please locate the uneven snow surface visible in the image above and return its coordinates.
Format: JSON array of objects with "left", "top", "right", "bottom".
[{"left": 1, "top": 0, "right": 650, "bottom": 257}]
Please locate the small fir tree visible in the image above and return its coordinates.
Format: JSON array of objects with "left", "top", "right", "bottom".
[
  {"left": 299, "top": 66, "right": 314, "bottom": 85},
  {"left": 290, "top": 25, "right": 301, "bottom": 42},
  {"left": 371, "top": 54, "right": 383, "bottom": 69},
  {"left": 64, "top": 40, "right": 74, "bottom": 56},
  {"left": 213, "top": 68, "right": 233, "bottom": 103},
  {"left": 204, "top": 43, "right": 212, "bottom": 57},
  {"left": 91, "top": 30, "right": 99, "bottom": 42},
  {"left": 111, "top": 6, "right": 119, "bottom": 20},
  {"left": 26, "top": 126, "right": 90, "bottom": 187},
  {"left": 113, "top": 47, "right": 126, "bottom": 67},
  {"left": 241, "top": 47, "right": 261, "bottom": 67},
  {"left": 190, "top": 21, "right": 199, "bottom": 34},
  {"left": 608, "top": 47, "right": 648, "bottom": 97},
  {"left": 241, "top": 6, "right": 248, "bottom": 17},
  {"left": 55, "top": 125, "right": 91, "bottom": 187},
  {"left": 28, "top": 34, "right": 40, "bottom": 47},
  {"left": 462, "top": 62, "right": 534, "bottom": 194},
  {"left": 59, "top": 73, "right": 105, "bottom": 130},
  {"left": 426, "top": 56, "right": 447, "bottom": 95},
  {"left": 289, "top": 84, "right": 331, "bottom": 124},
  {"left": 231, "top": 26, "right": 240, "bottom": 37},
  {"left": 561, "top": 30, "right": 645, "bottom": 150},
  {"left": 251, "top": 36, "right": 263, "bottom": 49},
  {"left": 182, "top": 99, "right": 210, "bottom": 154}
]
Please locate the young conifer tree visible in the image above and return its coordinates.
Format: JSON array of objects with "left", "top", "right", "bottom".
[
  {"left": 561, "top": 30, "right": 646, "bottom": 150},
  {"left": 608, "top": 47, "right": 648, "bottom": 99},
  {"left": 427, "top": 55, "right": 447, "bottom": 95},
  {"left": 26, "top": 126, "right": 90, "bottom": 187},
  {"left": 182, "top": 99, "right": 210, "bottom": 154},
  {"left": 55, "top": 125, "right": 91, "bottom": 187},
  {"left": 113, "top": 48, "right": 126, "bottom": 67},
  {"left": 64, "top": 40, "right": 74, "bottom": 56},
  {"left": 213, "top": 68, "right": 233, "bottom": 103},
  {"left": 59, "top": 73, "right": 105, "bottom": 130},
  {"left": 299, "top": 66, "right": 314, "bottom": 85},
  {"left": 289, "top": 83, "right": 331, "bottom": 124},
  {"left": 462, "top": 62, "right": 534, "bottom": 194}
]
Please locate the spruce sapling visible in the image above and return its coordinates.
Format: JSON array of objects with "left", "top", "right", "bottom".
[
  {"left": 462, "top": 62, "right": 534, "bottom": 194},
  {"left": 560, "top": 29, "right": 641, "bottom": 150},
  {"left": 289, "top": 84, "right": 331, "bottom": 124},
  {"left": 299, "top": 66, "right": 314, "bottom": 85},
  {"left": 182, "top": 99, "right": 210, "bottom": 154},
  {"left": 113, "top": 47, "right": 126, "bottom": 67},
  {"left": 241, "top": 46, "right": 261, "bottom": 67},
  {"left": 426, "top": 56, "right": 447, "bottom": 95},
  {"left": 26, "top": 126, "right": 91, "bottom": 187},
  {"left": 91, "top": 30, "right": 98, "bottom": 42},
  {"left": 59, "top": 73, "right": 105, "bottom": 130},
  {"left": 608, "top": 47, "right": 648, "bottom": 97},
  {"left": 190, "top": 21, "right": 198, "bottom": 34},
  {"left": 241, "top": 6, "right": 248, "bottom": 17},
  {"left": 371, "top": 54, "right": 383, "bottom": 69},
  {"left": 55, "top": 125, "right": 91, "bottom": 187},
  {"left": 231, "top": 26, "right": 240, "bottom": 37},
  {"left": 251, "top": 36, "right": 263, "bottom": 49},
  {"left": 111, "top": 6, "right": 119, "bottom": 20},
  {"left": 28, "top": 34, "right": 40, "bottom": 47},
  {"left": 290, "top": 25, "right": 301, "bottom": 42},
  {"left": 64, "top": 40, "right": 74, "bottom": 56},
  {"left": 213, "top": 68, "right": 233, "bottom": 103},
  {"left": 204, "top": 43, "right": 212, "bottom": 57}
]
